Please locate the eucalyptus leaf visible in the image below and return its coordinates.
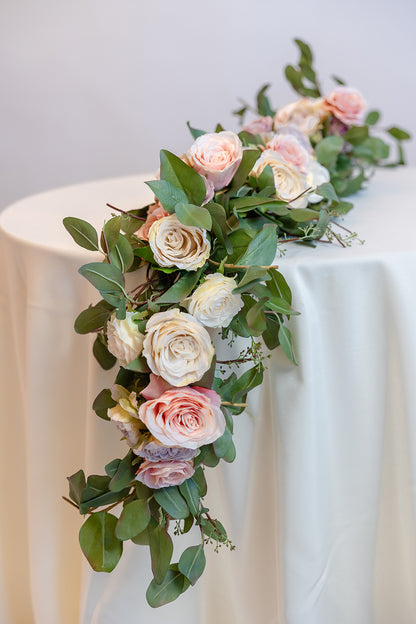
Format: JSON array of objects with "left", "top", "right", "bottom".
[
  {"left": 145, "top": 179, "right": 188, "bottom": 213},
  {"left": 160, "top": 150, "right": 206, "bottom": 205},
  {"left": 231, "top": 149, "right": 260, "bottom": 190},
  {"left": 102, "top": 217, "right": 121, "bottom": 251},
  {"left": 74, "top": 303, "right": 112, "bottom": 334},
  {"left": 79, "top": 512, "right": 122, "bottom": 572},
  {"left": 146, "top": 568, "right": 189, "bottom": 608},
  {"left": 116, "top": 499, "right": 151, "bottom": 541},
  {"left": 186, "top": 121, "right": 206, "bottom": 139},
  {"left": 315, "top": 136, "right": 344, "bottom": 167},
  {"left": 178, "top": 545, "right": 206, "bottom": 586},
  {"left": 179, "top": 479, "right": 200, "bottom": 517},
  {"left": 387, "top": 126, "right": 411, "bottom": 141},
  {"left": 365, "top": 110, "right": 380, "bottom": 126},
  {"left": 238, "top": 224, "right": 277, "bottom": 266},
  {"left": 278, "top": 324, "right": 298, "bottom": 365},
  {"left": 192, "top": 467, "right": 207, "bottom": 497},
  {"left": 67, "top": 469, "right": 86, "bottom": 506},
  {"left": 154, "top": 487, "right": 189, "bottom": 519},
  {"left": 92, "top": 388, "right": 116, "bottom": 420},
  {"left": 63, "top": 217, "right": 99, "bottom": 251},
  {"left": 149, "top": 526, "right": 173, "bottom": 584},
  {"left": 109, "top": 234, "right": 134, "bottom": 272},
  {"left": 78, "top": 262, "right": 125, "bottom": 294},
  {"left": 175, "top": 203, "right": 212, "bottom": 230},
  {"left": 93, "top": 335, "right": 117, "bottom": 370},
  {"left": 266, "top": 297, "right": 300, "bottom": 316}
]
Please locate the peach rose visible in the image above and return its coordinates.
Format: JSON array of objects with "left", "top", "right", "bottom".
[
  {"left": 136, "top": 202, "right": 169, "bottom": 242},
  {"left": 142, "top": 309, "right": 214, "bottom": 387},
  {"left": 136, "top": 459, "right": 195, "bottom": 489},
  {"left": 274, "top": 98, "right": 328, "bottom": 136},
  {"left": 251, "top": 150, "right": 309, "bottom": 208},
  {"left": 138, "top": 386, "right": 225, "bottom": 449},
  {"left": 148, "top": 214, "right": 210, "bottom": 271},
  {"left": 266, "top": 134, "right": 310, "bottom": 174},
  {"left": 324, "top": 87, "right": 366, "bottom": 126},
  {"left": 188, "top": 131, "right": 243, "bottom": 190}
]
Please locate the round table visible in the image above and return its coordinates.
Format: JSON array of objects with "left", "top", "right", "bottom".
[{"left": 1, "top": 168, "right": 416, "bottom": 624}]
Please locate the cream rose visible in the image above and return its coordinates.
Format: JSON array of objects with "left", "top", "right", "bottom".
[
  {"left": 139, "top": 386, "right": 225, "bottom": 449},
  {"left": 142, "top": 309, "right": 214, "bottom": 386},
  {"left": 107, "top": 311, "right": 145, "bottom": 367},
  {"left": 324, "top": 86, "right": 366, "bottom": 126},
  {"left": 188, "top": 273, "right": 243, "bottom": 328},
  {"left": 136, "top": 459, "right": 195, "bottom": 489},
  {"left": 251, "top": 150, "right": 309, "bottom": 208},
  {"left": 307, "top": 160, "right": 330, "bottom": 204},
  {"left": 266, "top": 134, "right": 310, "bottom": 174},
  {"left": 108, "top": 386, "right": 141, "bottom": 447},
  {"left": 148, "top": 214, "right": 210, "bottom": 271},
  {"left": 188, "top": 131, "right": 243, "bottom": 190},
  {"left": 274, "top": 98, "right": 328, "bottom": 136}
]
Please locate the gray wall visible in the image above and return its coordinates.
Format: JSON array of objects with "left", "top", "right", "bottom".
[{"left": 1, "top": 0, "right": 415, "bottom": 209}]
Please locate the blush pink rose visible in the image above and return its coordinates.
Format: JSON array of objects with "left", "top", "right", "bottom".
[
  {"left": 188, "top": 131, "right": 243, "bottom": 190},
  {"left": 136, "top": 459, "right": 195, "bottom": 489},
  {"left": 266, "top": 134, "right": 310, "bottom": 174},
  {"left": 242, "top": 116, "right": 273, "bottom": 135},
  {"left": 324, "top": 87, "right": 366, "bottom": 126},
  {"left": 138, "top": 386, "right": 225, "bottom": 449},
  {"left": 141, "top": 373, "right": 174, "bottom": 400},
  {"left": 136, "top": 202, "right": 169, "bottom": 242}
]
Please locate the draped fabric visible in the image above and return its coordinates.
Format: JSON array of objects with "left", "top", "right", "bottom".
[{"left": 1, "top": 169, "right": 415, "bottom": 623}]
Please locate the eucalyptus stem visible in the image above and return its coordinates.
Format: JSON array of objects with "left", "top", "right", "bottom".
[
  {"left": 106, "top": 203, "right": 146, "bottom": 221},
  {"left": 62, "top": 496, "right": 79, "bottom": 510},
  {"left": 208, "top": 259, "right": 279, "bottom": 270},
  {"left": 221, "top": 401, "right": 248, "bottom": 407}
]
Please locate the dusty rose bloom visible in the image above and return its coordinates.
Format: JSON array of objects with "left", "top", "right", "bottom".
[
  {"left": 188, "top": 131, "right": 243, "bottom": 190},
  {"left": 136, "top": 202, "right": 169, "bottom": 242},
  {"left": 136, "top": 459, "right": 195, "bottom": 489},
  {"left": 138, "top": 386, "right": 225, "bottom": 449},
  {"left": 324, "top": 87, "right": 366, "bottom": 126},
  {"left": 242, "top": 116, "right": 273, "bottom": 135},
  {"left": 266, "top": 134, "right": 310, "bottom": 174}
]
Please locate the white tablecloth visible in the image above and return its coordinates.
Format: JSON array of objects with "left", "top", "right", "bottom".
[{"left": 1, "top": 168, "right": 416, "bottom": 624}]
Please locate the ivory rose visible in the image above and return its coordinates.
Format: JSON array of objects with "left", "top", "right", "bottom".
[
  {"left": 136, "top": 202, "right": 169, "bottom": 242},
  {"left": 266, "top": 134, "right": 310, "bottom": 174},
  {"left": 324, "top": 87, "right": 366, "bottom": 126},
  {"left": 142, "top": 309, "right": 214, "bottom": 386},
  {"left": 307, "top": 160, "right": 330, "bottom": 204},
  {"left": 251, "top": 150, "right": 309, "bottom": 208},
  {"left": 107, "top": 311, "right": 145, "bottom": 367},
  {"left": 108, "top": 386, "right": 141, "bottom": 447},
  {"left": 148, "top": 214, "right": 210, "bottom": 271},
  {"left": 134, "top": 438, "right": 197, "bottom": 462},
  {"left": 138, "top": 386, "right": 225, "bottom": 449},
  {"left": 188, "top": 131, "right": 243, "bottom": 190},
  {"left": 274, "top": 98, "right": 328, "bottom": 136},
  {"left": 188, "top": 273, "right": 243, "bottom": 328},
  {"left": 136, "top": 459, "right": 195, "bottom": 489}
]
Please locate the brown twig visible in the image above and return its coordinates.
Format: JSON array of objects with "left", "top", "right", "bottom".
[
  {"left": 208, "top": 259, "right": 279, "bottom": 270},
  {"left": 106, "top": 203, "right": 146, "bottom": 221},
  {"left": 221, "top": 401, "right": 248, "bottom": 407},
  {"left": 62, "top": 496, "right": 80, "bottom": 510}
]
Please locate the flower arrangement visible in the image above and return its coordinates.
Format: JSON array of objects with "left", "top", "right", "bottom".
[{"left": 63, "top": 39, "right": 410, "bottom": 608}]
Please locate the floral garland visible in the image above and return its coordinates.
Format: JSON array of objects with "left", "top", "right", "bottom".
[{"left": 63, "top": 40, "right": 410, "bottom": 608}]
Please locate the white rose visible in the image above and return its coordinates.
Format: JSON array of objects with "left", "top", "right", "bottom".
[
  {"left": 148, "top": 214, "right": 210, "bottom": 271},
  {"left": 188, "top": 273, "right": 243, "bottom": 328},
  {"left": 142, "top": 308, "right": 214, "bottom": 387},
  {"left": 107, "top": 311, "right": 144, "bottom": 367},
  {"left": 108, "top": 388, "right": 141, "bottom": 447},
  {"left": 307, "top": 160, "right": 331, "bottom": 204},
  {"left": 274, "top": 98, "right": 328, "bottom": 136},
  {"left": 188, "top": 131, "right": 243, "bottom": 190},
  {"left": 251, "top": 150, "right": 309, "bottom": 208}
]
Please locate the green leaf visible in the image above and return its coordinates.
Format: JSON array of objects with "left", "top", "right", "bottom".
[
  {"left": 356, "top": 137, "right": 390, "bottom": 160},
  {"left": 93, "top": 335, "right": 117, "bottom": 370},
  {"left": 365, "top": 110, "right": 380, "bottom": 126},
  {"left": 186, "top": 121, "right": 206, "bottom": 140},
  {"left": 231, "top": 149, "right": 260, "bottom": 190},
  {"left": 124, "top": 356, "right": 150, "bottom": 373},
  {"left": 145, "top": 179, "right": 188, "bottom": 213},
  {"left": 256, "top": 84, "right": 274, "bottom": 117},
  {"left": 67, "top": 469, "right": 86, "bottom": 506},
  {"left": 295, "top": 38, "right": 313, "bottom": 64},
  {"left": 160, "top": 149, "right": 206, "bottom": 205},
  {"left": 78, "top": 262, "right": 125, "bottom": 294},
  {"left": 156, "top": 271, "right": 203, "bottom": 305},
  {"left": 134, "top": 245, "right": 155, "bottom": 264},
  {"left": 315, "top": 136, "right": 344, "bottom": 167},
  {"left": 233, "top": 266, "right": 269, "bottom": 294},
  {"left": 232, "top": 365, "right": 264, "bottom": 403},
  {"left": 315, "top": 182, "right": 339, "bottom": 203},
  {"left": 135, "top": 481, "right": 152, "bottom": 500},
  {"left": 268, "top": 268, "right": 292, "bottom": 304},
  {"left": 387, "top": 126, "right": 411, "bottom": 141},
  {"left": 278, "top": 324, "right": 297, "bottom": 365},
  {"left": 192, "top": 467, "right": 207, "bottom": 497},
  {"left": 238, "top": 224, "right": 277, "bottom": 266},
  {"left": 109, "top": 234, "right": 134, "bottom": 272},
  {"left": 105, "top": 459, "right": 121, "bottom": 478},
  {"left": 149, "top": 526, "right": 173, "bottom": 584},
  {"left": 74, "top": 303, "right": 112, "bottom": 334},
  {"left": 102, "top": 217, "right": 121, "bottom": 251},
  {"left": 266, "top": 297, "right": 299, "bottom": 316},
  {"left": 175, "top": 203, "right": 212, "bottom": 230},
  {"left": 92, "top": 388, "right": 116, "bottom": 420},
  {"left": 179, "top": 479, "right": 200, "bottom": 517},
  {"left": 213, "top": 428, "right": 233, "bottom": 458},
  {"left": 205, "top": 202, "right": 232, "bottom": 253},
  {"left": 178, "top": 545, "right": 206, "bottom": 586},
  {"left": 109, "top": 451, "right": 136, "bottom": 492},
  {"left": 79, "top": 512, "right": 123, "bottom": 572},
  {"left": 262, "top": 315, "right": 280, "bottom": 350},
  {"left": 199, "top": 444, "right": 220, "bottom": 467},
  {"left": 288, "top": 208, "right": 319, "bottom": 222},
  {"left": 63, "top": 217, "right": 99, "bottom": 251},
  {"left": 154, "top": 487, "right": 189, "bottom": 519},
  {"left": 146, "top": 568, "right": 189, "bottom": 608},
  {"left": 257, "top": 165, "right": 275, "bottom": 191},
  {"left": 246, "top": 298, "right": 267, "bottom": 335},
  {"left": 115, "top": 499, "right": 151, "bottom": 541},
  {"left": 201, "top": 518, "right": 227, "bottom": 542},
  {"left": 222, "top": 439, "right": 237, "bottom": 463},
  {"left": 343, "top": 126, "right": 369, "bottom": 146}
]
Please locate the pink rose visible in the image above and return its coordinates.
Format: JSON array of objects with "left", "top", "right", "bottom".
[
  {"left": 136, "top": 202, "right": 169, "bottom": 242},
  {"left": 266, "top": 134, "right": 310, "bottom": 174},
  {"left": 136, "top": 459, "right": 195, "bottom": 489},
  {"left": 141, "top": 373, "right": 174, "bottom": 400},
  {"left": 324, "top": 87, "right": 366, "bottom": 126},
  {"left": 138, "top": 386, "right": 225, "bottom": 449},
  {"left": 242, "top": 116, "right": 273, "bottom": 135},
  {"left": 188, "top": 131, "right": 243, "bottom": 190}
]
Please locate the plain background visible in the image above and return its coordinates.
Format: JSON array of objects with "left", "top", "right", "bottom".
[{"left": 0, "top": 0, "right": 415, "bottom": 210}]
